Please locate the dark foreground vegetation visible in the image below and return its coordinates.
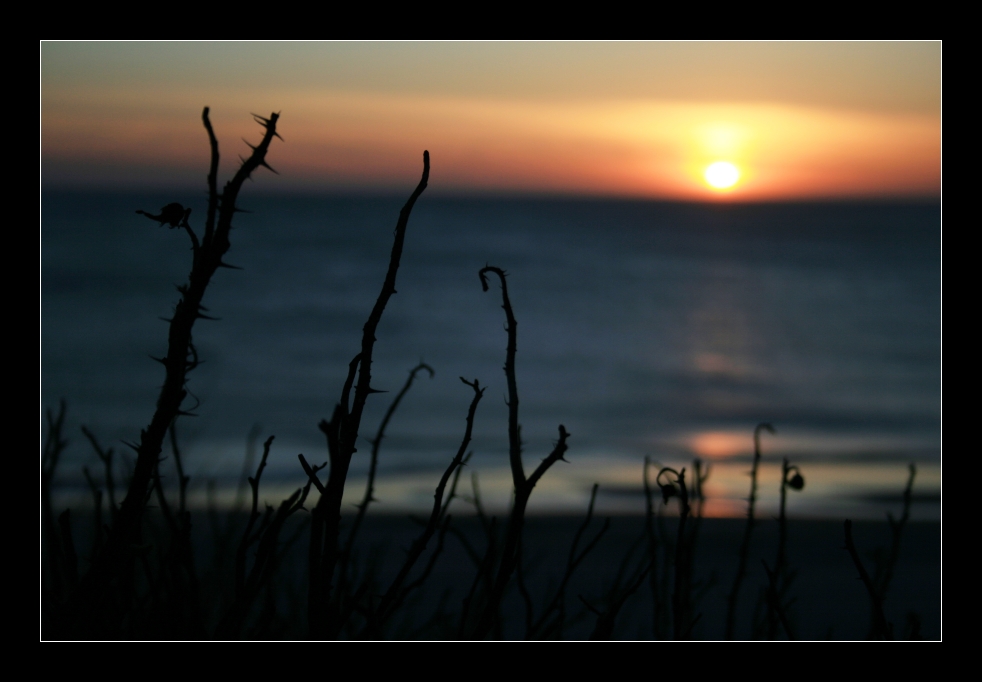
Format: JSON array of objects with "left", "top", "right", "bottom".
[{"left": 41, "top": 110, "right": 937, "bottom": 640}]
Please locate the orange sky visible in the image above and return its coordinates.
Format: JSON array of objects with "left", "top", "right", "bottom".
[{"left": 41, "top": 42, "right": 941, "bottom": 200}]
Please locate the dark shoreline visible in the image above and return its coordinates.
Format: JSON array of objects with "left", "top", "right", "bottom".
[
  {"left": 136, "top": 512, "right": 936, "bottom": 640},
  {"left": 348, "top": 516, "right": 940, "bottom": 640}
]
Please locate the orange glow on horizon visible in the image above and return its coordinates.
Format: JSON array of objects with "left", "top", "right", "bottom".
[
  {"left": 688, "top": 432, "right": 751, "bottom": 459},
  {"left": 41, "top": 87, "right": 941, "bottom": 199}
]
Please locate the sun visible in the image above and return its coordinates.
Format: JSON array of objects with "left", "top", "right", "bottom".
[{"left": 704, "top": 161, "right": 741, "bottom": 190}]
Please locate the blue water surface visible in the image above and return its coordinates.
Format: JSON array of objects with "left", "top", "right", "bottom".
[{"left": 41, "top": 193, "right": 941, "bottom": 516}]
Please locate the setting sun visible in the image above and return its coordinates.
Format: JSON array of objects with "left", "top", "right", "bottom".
[
  {"left": 41, "top": 43, "right": 940, "bottom": 199},
  {"left": 704, "top": 161, "right": 741, "bottom": 189}
]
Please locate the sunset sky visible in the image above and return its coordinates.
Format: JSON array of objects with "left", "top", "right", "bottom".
[{"left": 41, "top": 42, "right": 941, "bottom": 200}]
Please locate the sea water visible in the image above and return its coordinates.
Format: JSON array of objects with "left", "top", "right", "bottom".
[{"left": 41, "top": 193, "right": 941, "bottom": 519}]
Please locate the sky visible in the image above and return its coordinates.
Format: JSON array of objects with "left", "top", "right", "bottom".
[{"left": 40, "top": 42, "right": 941, "bottom": 200}]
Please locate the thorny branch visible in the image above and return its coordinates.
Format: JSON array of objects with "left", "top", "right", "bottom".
[
  {"left": 472, "top": 265, "right": 570, "bottom": 639},
  {"left": 59, "top": 109, "right": 281, "bottom": 637},
  {"left": 306, "top": 151, "right": 429, "bottom": 639},
  {"left": 362, "top": 377, "right": 485, "bottom": 634},
  {"left": 725, "top": 422, "right": 774, "bottom": 639},
  {"left": 338, "top": 362, "right": 434, "bottom": 591}
]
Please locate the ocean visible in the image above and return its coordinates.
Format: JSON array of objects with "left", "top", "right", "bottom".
[{"left": 41, "top": 192, "right": 941, "bottom": 520}]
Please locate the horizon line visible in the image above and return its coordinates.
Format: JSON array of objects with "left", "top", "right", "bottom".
[{"left": 40, "top": 184, "right": 942, "bottom": 205}]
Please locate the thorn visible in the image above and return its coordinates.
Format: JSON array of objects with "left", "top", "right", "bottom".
[
  {"left": 252, "top": 113, "right": 283, "bottom": 139},
  {"left": 252, "top": 113, "right": 283, "bottom": 137},
  {"left": 242, "top": 138, "right": 257, "bottom": 151},
  {"left": 149, "top": 355, "right": 168, "bottom": 365},
  {"left": 159, "top": 317, "right": 173, "bottom": 323},
  {"left": 367, "top": 387, "right": 388, "bottom": 395},
  {"left": 217, "top": 261, "right": 243, "bottom": 270},
  {"left": 233, "top": 207, "right": 253, "bottom": 214},
  {"left": 260, "top": 159, "right": 279, "bottom": 175}
]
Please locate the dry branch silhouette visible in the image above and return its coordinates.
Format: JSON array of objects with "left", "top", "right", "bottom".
[{"left": 40, "top": 107, "right": 935, "bottom": 641}]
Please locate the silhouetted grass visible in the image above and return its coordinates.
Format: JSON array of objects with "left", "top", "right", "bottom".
[{"left": 41, "top": 108, "right": 937, "bottom": 640}]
